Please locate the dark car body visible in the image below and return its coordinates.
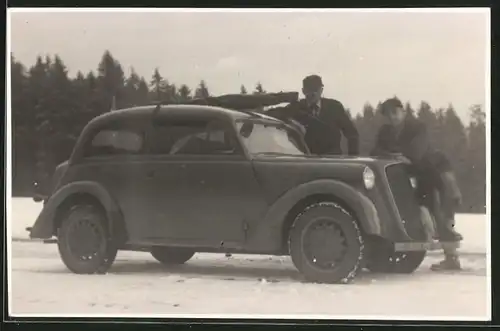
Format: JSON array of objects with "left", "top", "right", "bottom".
[{"left": 28, "top": 93, "right": 449, "bottom": 281}]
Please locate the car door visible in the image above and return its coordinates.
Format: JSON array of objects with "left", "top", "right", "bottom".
[
  {"left": 145, "top": 116, "right": 268, "bottom": 248},
  {"left": 67, "top": 117, "right": 158, "bottom": 243}
]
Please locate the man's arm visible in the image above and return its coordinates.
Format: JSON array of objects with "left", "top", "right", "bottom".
[
  {"left": 332, "top": 100, "right": 359, "bottom": 155},
  {"left": 404, "top": 123, "right": 430, "bottom": 165},
  {"left": 370, "top": 125, "right": 390, "bottom": 157},
  {"left": 253, "top": 103, "right": 307, "bottom": 134},
  {"left": 264, "top": 105, "right": 293, "bottom": 121}
]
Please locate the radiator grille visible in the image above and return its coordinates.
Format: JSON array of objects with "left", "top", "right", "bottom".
[{"left": 385, "top": 164, "right": 427, "bottom": 241}]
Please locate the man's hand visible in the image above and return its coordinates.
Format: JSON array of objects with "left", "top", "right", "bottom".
[
  {"left": 384, "top": 153, "right": 411, "bottom": 164},
  {"left": 396, "top": 155, "right": 412, "bottom": 164},
  {"left": 287, "top": 119, "right": 307, "bottom": 136},
  {"left": 441, "top": 172, "right": 463, "bottom": 207}
]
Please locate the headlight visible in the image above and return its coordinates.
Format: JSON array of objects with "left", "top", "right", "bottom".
[
  {"left": 363, "top": 167, "right": 376, "bottom": 190},
  {"left": 410, "top": 177, "right": 417, "bottom": 189}
]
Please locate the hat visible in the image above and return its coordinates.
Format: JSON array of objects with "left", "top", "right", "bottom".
[
  {"left": 303, "top": 75, "right": 323, "bottom": 90},
  {"left": 381, "top": 97, "right": 404, "bottom": 115}
]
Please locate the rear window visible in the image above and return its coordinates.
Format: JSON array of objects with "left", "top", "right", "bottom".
[{"left": 84, "top": 129, "right": 144, "bottom": 157}]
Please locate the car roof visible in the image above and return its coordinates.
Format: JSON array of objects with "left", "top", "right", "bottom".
[{"left": 85, "top": 104, "right": 283, "bottom": 130}]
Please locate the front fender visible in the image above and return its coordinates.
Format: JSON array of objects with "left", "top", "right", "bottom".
[
  {"left": 29, "top": 181, "right": 124, "bottom": 240},
  {"left": 246, "top": 179, "right": 381, "bottom": 252}
]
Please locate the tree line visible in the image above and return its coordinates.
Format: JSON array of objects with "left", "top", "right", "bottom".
[{"left": 10, "top": 50, "right": 486, "bottom": 214}]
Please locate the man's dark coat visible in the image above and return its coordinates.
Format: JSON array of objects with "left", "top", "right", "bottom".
[{"left": 267, "top": 98, "right": 359, "bottom": 156}]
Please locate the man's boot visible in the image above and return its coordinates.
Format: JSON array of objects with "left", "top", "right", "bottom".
[
  {"left": 430, "top": 255, "right": 462, "bottom": 271},
  {"left": 431, "top": 244, "right": 462, "bottom": 271}
]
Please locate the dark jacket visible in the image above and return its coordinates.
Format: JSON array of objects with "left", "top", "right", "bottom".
[
  {"left": 371, "top": 117, "right": 453, "bottom": 192},
  {"left": 266, "top": 98, "right": 359, "bottom": 155}
]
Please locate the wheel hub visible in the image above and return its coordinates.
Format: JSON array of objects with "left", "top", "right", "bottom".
[
  {"left": 67, "top": 218, "right": 103, "bottom": 260},
  {"left": 304, "top": 219, "right": 347, "bottom": 269}
]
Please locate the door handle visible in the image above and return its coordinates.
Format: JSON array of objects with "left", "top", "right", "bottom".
[{"left": 146, "top": 170, "right": 156, "bottom": 178}]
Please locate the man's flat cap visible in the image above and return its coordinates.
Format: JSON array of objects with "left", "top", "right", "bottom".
[
  {"left": 303, "top": 75, "right": 323, "bottom": 90},
  {"left": 381, "top": 97, "right": 404, "bottom": 115}
]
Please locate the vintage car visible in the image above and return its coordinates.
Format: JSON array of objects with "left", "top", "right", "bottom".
[{"left": 28, "top": 92, "right": 452, "bottom": 284}]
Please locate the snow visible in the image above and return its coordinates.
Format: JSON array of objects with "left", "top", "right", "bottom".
[
  {"left": 7, "top": 198, "right": 491, "bottom": 320},
  {"left": 9, "top": 242, "right": 489, "bottom": 319}
]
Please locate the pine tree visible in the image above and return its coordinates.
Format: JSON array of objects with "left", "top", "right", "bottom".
[
  {"left": 165, "top": 83, "right": 178, "bottom": 103},
  {"left": 11, "top": 55, "right": 34, "bottom": 195},
  {"left": 150, "top": 68, "right": 167, "bottom": 102},
  {"left": 11, "top": 55, "right": 30, "bottom": 134},
  {"left": 404, "top": 102, "right": 416, "bottom": 118},
  {"left": 240, "top": 85, "right": 248, "bottom": 95},
  {"left": 442, "top": 104, "right": 468, "bottom": 166},
  {"left": 45, "top": 55, "right": 76, "bottom": 168},
  {"left": 436, "top": 104, "right": 475, "bottom": 213},
  {"left": 356, "top": 103, "right": 376, "bottom": 155},
  {"left": 464, "top": 105, "right": 486, "bottom": 213},
  {"left": 253, "top": 82, "right": 265, "bottom": 95},
  {"left": 124, "top": 67, "right": 141, "bottom": 107},
  {"left": 137, "top": 77, "right": 150, "bottom": 106},
  {"left": 28, "top": 56, "right": 53, "bottom": 191},
  {"left": 83, "top": 71, "right": 102, "bottom": 120},
  {"left": 71, "top": 70, "right": 95, "bottom": 132},
  {"left": 417, "top": 101, "right": 439, "bottom": 144},
  {"left": 178, "top": 84, "right": 192, "bottom": 103},
  {"left": 194, "top": 80, "right": 210, "bottom": 99},
  {"left": 86, "top": 71, "right": 97, "bottom": 91},
  {"left": 97, "top": 50, "right": 125, "bottom": 111},
  {"left": 433, "top": 107, "right": 446, "bottom": 152}
]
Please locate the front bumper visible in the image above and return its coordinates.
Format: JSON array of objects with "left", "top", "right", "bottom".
[
  {"left": 394, "top": 240, "right": 460, "bottom": 252},
  {"left": 393, "top": 204, "right": 461, "bottom": 251}
]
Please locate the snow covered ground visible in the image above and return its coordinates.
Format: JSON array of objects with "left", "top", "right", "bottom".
[{"left": 8, "top": 198, "right": 491, "bottom": 320}]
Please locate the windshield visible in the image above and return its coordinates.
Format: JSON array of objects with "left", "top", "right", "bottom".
[{"left": 236, "top": 120, "right": 306, "bottom": 156}]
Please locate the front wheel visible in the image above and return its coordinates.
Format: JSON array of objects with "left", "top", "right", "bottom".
[
  {"left": 288, "top": 202, "right": 364, "bottom": 284},
  {"left": 151, "top": 247, "right": 195, "bottom": 265},
  {"left": 57, "top": 204, "right": 118, "bottom": 274}
]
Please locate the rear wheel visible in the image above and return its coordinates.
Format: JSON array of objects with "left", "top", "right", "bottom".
[
  {"left": 151, "top": 247, "right": 195, "bottom": 265},
  {"left": 57, "top": 204, "right": 117, "bottom": 274},
  {"left": 288, "top": 202, "right": 364, "bottom": 284}
]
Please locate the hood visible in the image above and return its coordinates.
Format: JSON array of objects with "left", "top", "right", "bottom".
[{"left": 252, "top": 153, "right": 398, "bottom": 167}]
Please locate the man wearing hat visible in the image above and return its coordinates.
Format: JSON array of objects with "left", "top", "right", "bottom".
[
  {"left": 266, "top": 74, "right": 359, "bottom": 156},
  {"left": 371, "top": 97, "right": 464, "bottom": 271}
]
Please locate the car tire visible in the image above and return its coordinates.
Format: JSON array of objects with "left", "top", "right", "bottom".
[
  {"left": 57, "top": 204, "right": 118, "bottom": 274},
  {"left": 288, "top": 202, "right": 364, "bottom": 284},
  {"left": 151, "top": 247, "right": 195, "bottom": 265},
  {"left": 366, "top": 245, "right": 426, "bottom": 274}
]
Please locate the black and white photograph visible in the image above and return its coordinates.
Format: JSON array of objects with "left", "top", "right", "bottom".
[{"left": 7, "top": 8, "right": 490, "bottom": 321}]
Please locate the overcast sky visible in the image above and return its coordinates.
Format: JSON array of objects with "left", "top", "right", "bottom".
[{"left": 9, "top": 9, "right": 489, "bottom": 122}]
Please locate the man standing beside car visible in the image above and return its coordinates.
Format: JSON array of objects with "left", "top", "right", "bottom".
[
  {"left": 265, "top": 75, "right": 359, "bottom": 156},
  {"left": 371, "top": 97, "right": 463, "bottom": 271}
]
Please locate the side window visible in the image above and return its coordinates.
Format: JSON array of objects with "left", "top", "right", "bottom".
[
  {"left": 84, "top": 128, "right": 144, "bottom": 158},
  {"left": 148, "top": 120, "right": 207, "bottom": 155},
  {"left": 148, "top": 119, "right": 239, "bottom": 156},
  {"left": 204, "top": 121, "right": 238, "bottom": 155}
]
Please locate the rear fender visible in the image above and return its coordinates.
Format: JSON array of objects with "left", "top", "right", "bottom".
[
  {"left": 29, "top": 181, "right": 126, "bottom": 242},
  {"left": 246, "top": 179, "right": 382, "bottom": 251}
]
